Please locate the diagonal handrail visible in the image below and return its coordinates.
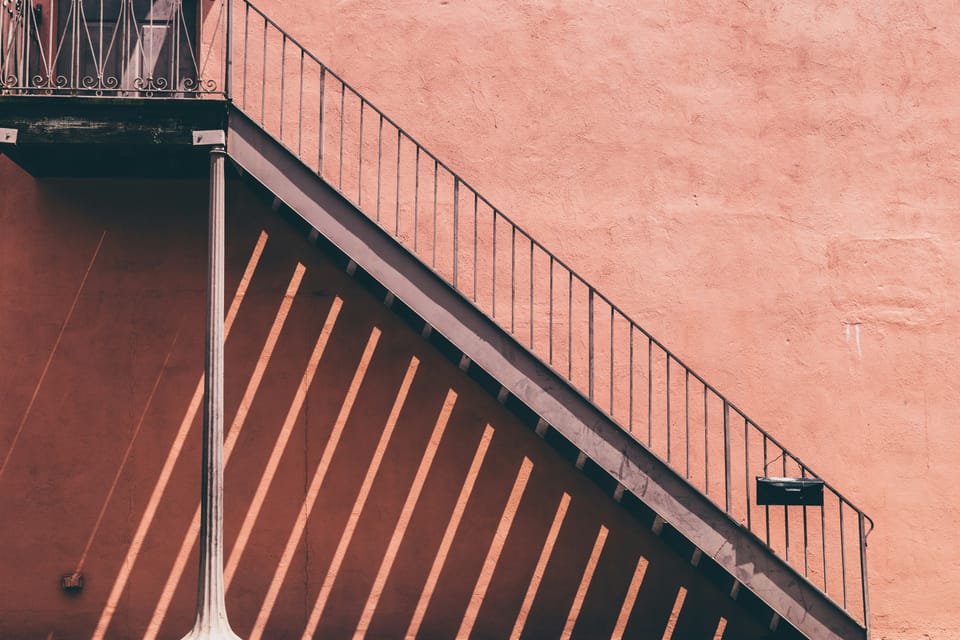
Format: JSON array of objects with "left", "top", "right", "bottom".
[{"left": 225, "top": 0, "right": 872, "bottom": 631}]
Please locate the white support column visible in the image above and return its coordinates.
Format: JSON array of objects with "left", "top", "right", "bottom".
[{"left": 184, "top": 130, "right": 240, "bottom": 640}]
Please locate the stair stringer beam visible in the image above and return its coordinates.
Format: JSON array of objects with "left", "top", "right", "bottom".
[{"left": 226, "top": 108, "right": 865, "bottom": 640}]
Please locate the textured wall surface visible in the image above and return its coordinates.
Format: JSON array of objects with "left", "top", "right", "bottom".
[{"left": 232, "top": 1, "right": 960, "bottom": 638}]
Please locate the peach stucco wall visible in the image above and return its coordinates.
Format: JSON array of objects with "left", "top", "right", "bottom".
[{"left": 222, "top": 1, "right": 958, "bottom": 638}]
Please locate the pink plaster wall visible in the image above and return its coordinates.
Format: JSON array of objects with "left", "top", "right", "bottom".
[
  {"left": 0, "top": 164, "right": 778, "bottom": 638},
  {"left": 220, "top": 1, "right": 960, "bottom": 637}
]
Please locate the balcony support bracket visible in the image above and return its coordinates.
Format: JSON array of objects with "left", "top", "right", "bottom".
[{"left": 193, "top": 130, "right": 227, "bottom": 147}]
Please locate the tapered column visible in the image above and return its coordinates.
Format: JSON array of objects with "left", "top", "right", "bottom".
[{"left": 184, "top": 133, "right": 240, "bottom": 640}]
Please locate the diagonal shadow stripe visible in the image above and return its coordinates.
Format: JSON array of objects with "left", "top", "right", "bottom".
[
  {"left": 143, "top": 262, "right": 308, "bottom": 640},
  {"left": 91, "top": 230, "right": 268, "bottom": 640},
  {"left": 246, "top": 327, "right": 381, "bottom": 640},
  {"left": 406, "top": 424, "right": 496, "bottom": 639},
  {"left": 349, "top": 389, "right": 458, "bottom": 640},
  {"left": 73, "top": 327, "right": 183, "bottom": 574},
  {"left": 0, "top": 230, "right": 106, "bottom": 482},
  {"left": 223, "top": 298, "right": 353, "bottom": 592}
]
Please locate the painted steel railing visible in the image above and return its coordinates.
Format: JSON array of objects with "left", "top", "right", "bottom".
[
  {"left": 224, "top": 2, "right": 873, "bottom": 629},
  {"left": 0, "top": 0, "right": 221, "bottom": 95},
  {"left": 0, "top": 0, "right": 873, "bottom": 631}
]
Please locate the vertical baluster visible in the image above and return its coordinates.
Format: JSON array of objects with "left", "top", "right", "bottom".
[
  {"left": 6, "top": 3, "right": 13, "bottom": 85},
  {"left": 685, "top": 370, "right": 690, "bottom": 479},
  {"left": 628, "top": 325, "right": 634, "bottom": 433},
  {"left": 609, "top": 306, "right": 614, "bottom": 415},
  {"left": 859, "top": 512, "right": 871, "bottom": 632},
  {"left": 220, "top": 0, "right": 233, "bottom": 97},
  {"left": 166, "top": 0, "right": 174, "bottom": 90},
  {"left": 49, "top": 0, "right": 57, "bottom": 87},
  {"left": 1, "top": 4, "right": 6, "bottom": 83},
  {"left": 12, "top": 1, "right": 22, "bottom": 86},
  {"left": 704, "top": 386, "right": 709, "bottom": 495},
  {"left": 358, "top": 98, "right": 364, "bottom": 206},
  {"left": 338, "top": 83, "right": 345, "bottom": 190},
  {"left": 71, "top": 1, "right": 79, "bottom": 87},
  {"left": 259, "top": 15, "right": 266, "bottom": 123},
  {"left": 413, "top": 147, "right": 419, "bottom": 248},
  {"left": 510, "top": 226, "right": 516, "bottom": 334},
  {"left": 763, "top": 436, "right": 770, "bottom": 546},
  {"left": 11, "top": 2, "right": 20, "bottom": 87},
  {"left": 744, "top": 417, "right": 751, "bottom": 530},
  {"left": 280, "top": 33, "right": 287, "bottom": 143},
  {"left": 473, "top": 193, "right": 479, "bottom": 302},
  {"left": 647, "top": 338, "right": 652, "bottom": 446},
  {"left": 0, "top": 8, "right": 5, "bottom": 84},
  {"left": 242, "top": 2, "right": 249, "bottom": 108},
  {"left": 529, "top": 239, "right": 534, "bottom": 348},
  {"left": 821, "top": 492, "right": 828, "bottom": 593},
  {"left": 783, "top": 452, "right": 789, "bottom": 562},
  {"left": 394, "top": 130, "right": 401, "bottom": 236},
  {"left": 567, "top": 271, "right": 573, "bottom": 381},
  {"left": 376, "top": 115, "right": 382, "bottom": 222},
  {"left": 394, "top": 138, "right": 402, "bottom": 241},
  {"left": 433, "top": 159, "right": 438, "bottom": 268},
  {"left": 492, "top": 212, "right": 497, "bottom": 319},
  {"left": 800, "top": 465, "right": 809, "bottom": 579},
  {"left": 840, "top": 500, "right": 847, "bottom": 609},
  {"left": 548, "top": 256, "right": 554, "bottom": 363},
  {"left": 666, "top": 354, "right": 671, "bottom": 462},
  {"left": 454, "top": 178, "right": 460, "bottom": 288},
  {"left": 723, "top": 401, "right": 731, "bottom": 513},
  {"left": 587, "top": 288, "right": 594, "bottom": 400},
  {"left": 297, "top": 50, "right": 304, "bottom": 155},
  {"left": 23, "top": 0, "right": 33, "bottom": 88},
  {"left": 98, "top": 0, "right": 106, "bottom": 91},
  {"left": 317, "top": 66, "right": 325, "bottom": 176}
]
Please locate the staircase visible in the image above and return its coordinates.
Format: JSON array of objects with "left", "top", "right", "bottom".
[{"left": 0, "top": 1, "right": 872, "bottom": 637}]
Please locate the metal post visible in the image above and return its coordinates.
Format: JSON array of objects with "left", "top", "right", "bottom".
[
  {"left": 224, "top": 0, "right": 233, "bottom": 100},
  {"left": 185, "top": 131, "right": 240, "bottom": 640},
  {"left": 723, "top": 401, "right": 731, "bottom": 513},
  {"left": 859, "top": 512, "right": 871, "bottom": 637}
]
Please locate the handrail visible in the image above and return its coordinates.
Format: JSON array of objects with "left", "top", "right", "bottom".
[{"left": 0, "top": 0, "right": 872, "bottom": 631}]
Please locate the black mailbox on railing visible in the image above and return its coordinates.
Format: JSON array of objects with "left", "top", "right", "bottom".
[{"left": 756, "top": 477, "right": 824, "bottom": 506}]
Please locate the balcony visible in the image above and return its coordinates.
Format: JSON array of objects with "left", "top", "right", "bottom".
[{"left": 0, "top": 0, "right": 226, "bottom": 175}]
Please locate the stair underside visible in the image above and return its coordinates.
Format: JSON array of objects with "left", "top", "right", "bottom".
[
  {"left": 225, "top": 106, "right": 865, "bottom": 640},
  {"left": 0, "top": 96, "right": 865, "bottom": 639}
]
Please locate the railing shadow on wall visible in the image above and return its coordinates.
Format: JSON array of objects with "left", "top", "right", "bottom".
[
  {"left": 8, "top": 191, "right": 768, "bottom": 638},
  {"left": 0, "top": 0, "right": 873, "bottom": 631}
]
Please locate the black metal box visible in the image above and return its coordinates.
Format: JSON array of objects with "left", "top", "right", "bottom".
[{"left": 756, "top": 477, "right": 824, "bottom": 506}]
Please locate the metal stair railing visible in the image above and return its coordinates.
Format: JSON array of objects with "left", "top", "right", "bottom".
[{"left": 223, "top": 0, "right": 873, "bottom": 630}]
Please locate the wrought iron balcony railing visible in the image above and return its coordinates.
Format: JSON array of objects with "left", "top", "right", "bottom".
[
  {"left": 0, "top": 0, "right": 221, "bottom": 96},
  {"left": 0, "top": 0, "right": 873, "bottom": 633}
]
